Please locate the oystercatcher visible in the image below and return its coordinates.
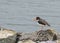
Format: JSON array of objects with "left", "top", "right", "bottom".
[{"left": 33, "top": 17, "right": 50, "bottom": 29}]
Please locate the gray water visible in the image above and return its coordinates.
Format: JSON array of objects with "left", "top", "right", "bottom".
[{"left": 0, "top": 0, "right": 60, "bottom": 32}]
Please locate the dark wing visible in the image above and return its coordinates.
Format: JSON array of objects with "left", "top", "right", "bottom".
[{"left": 39, "top": 19, "right": 50, "bottom": 26}]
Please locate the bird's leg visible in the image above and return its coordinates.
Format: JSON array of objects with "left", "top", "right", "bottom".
[
  {"left": 39, "top": 24, "right": 42, "bottom": 30},
  {"left": 41, "top": 25, "right": 44, "bottom": 30},
  {"left": 41, "top": 25, "right": 45, "bottom": 30},
  {"left": 39, "top": 25, "right": 43, "bottom": 30},
  {"left": 39, "top": 25, "right": 45, "bottom": 30}
]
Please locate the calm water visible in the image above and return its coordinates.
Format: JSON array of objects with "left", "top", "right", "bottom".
[{"left": 0, "top": 0, "right": 60, "bottom": 32}]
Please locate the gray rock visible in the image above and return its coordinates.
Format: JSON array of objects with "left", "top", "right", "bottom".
[
  {"left": 18, "top": 29, "right": 59, "bottom": 42},
  {"left": 0, "top": 27, "right": 17, "bottom": 43},
  {"left": 0, "top": 27, "right": 60, "bottom": 43}
]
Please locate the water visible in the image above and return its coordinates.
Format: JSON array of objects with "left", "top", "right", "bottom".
[{"left": 0, "top": 0, "right": 60, "bottom": 32}]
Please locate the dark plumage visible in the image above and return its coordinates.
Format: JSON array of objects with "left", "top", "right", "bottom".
[{"left": 35, "top": 17, "right": 50, "bottom": 26}]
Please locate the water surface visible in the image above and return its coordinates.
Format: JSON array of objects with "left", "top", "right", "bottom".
[{"left": 0, "top": 0, "right": 60, "bottom": 32}]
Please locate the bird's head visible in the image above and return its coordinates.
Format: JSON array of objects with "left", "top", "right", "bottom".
[
  {"left": 36, "top": 17, "right": 40, "bottom": 20},
  {"left": 33, "top": 17, "right": 40, "bottom": 21}
]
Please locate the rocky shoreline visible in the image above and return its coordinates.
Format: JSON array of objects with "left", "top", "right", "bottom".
[{"left": 0, "top": 27, "right": 60, "bottom": 43}]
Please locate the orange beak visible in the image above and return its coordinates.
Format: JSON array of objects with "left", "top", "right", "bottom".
[{"left": 32, "top": 18, "right": 36, "bottom": 21}]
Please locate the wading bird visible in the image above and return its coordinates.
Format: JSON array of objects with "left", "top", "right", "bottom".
[{"left": 33, "top": 17, "right": 50, "bottom": 29}]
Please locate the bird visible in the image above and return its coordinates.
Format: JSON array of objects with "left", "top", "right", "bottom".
[{"left": 33, "top": 17, "right": 50, "bottom": 29}]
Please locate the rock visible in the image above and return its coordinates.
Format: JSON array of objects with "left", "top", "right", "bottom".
[
  {"left": 13, "top": 29, "right": 60, "bottom": 43},
  {"left": 0, "top": 27, "right": 17, "bottom": 43},
  {"left": 56, "top": 33, "right": 60, "bottom": 40},
  {"left": 18, "top": 40, "right": 36, "bottom": 43},
  {"left": 19, "top": 32, "right": 38, "bottom": 41},
  {"left": 0, "top": 27, "right": 60, "bottom": 43},
  {"left": 36, "top": 29, "right": 59, "bottom": 41},
  {"left": 15, "top": 33, "right": 22, "bottom": 43},
  {"left": 37, "top": 41, "right": 56, "bottom": 43},
  {"left": 56, "top": 39, "right": 60, "bottom": 43},
  {"left": 18, "top": 40, "right": 57, "bottom": 43},
  {"left": 18, "top": 29, "right": 60, "bottom": 42}
]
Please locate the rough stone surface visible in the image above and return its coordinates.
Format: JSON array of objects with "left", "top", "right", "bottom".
[
  {"left": 17, "top": 29, "right": 60, "bottom": 43},
  {"left": 18, "top": 40, "right": 57, "bottom": 43},
  {"left": 0, "top": 27, "right": 60, "bottom": 43},
  {"left": 18, "top": 40, "right": 36, "bottom": 43},
  {"left": 19, "top": 29, "right": 56, "bottom": 42},
  {"left": 0, "top": 27, "right": 17, "bottom": 43}
]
